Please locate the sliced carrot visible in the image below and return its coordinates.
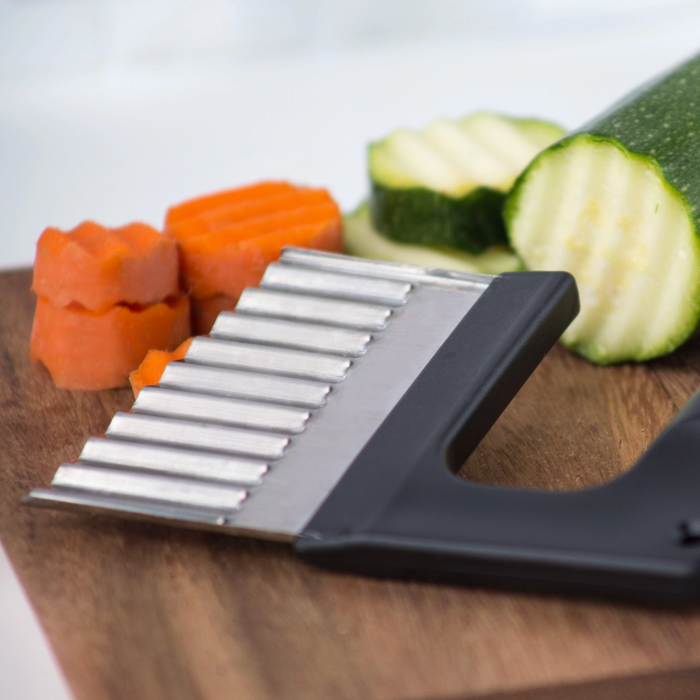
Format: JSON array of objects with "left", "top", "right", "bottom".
[
  {"left": 165, "top": 182, "right": 296, "bottom": 229},
  {"left": 168, "top": 188, "right": 334, "bottom": 241},
  {"left": 190, "top": 294, "right": 237, "bottom": 335},
  {"left": 181, "top": 219, "right": 342, "bottom": 300},
  {"left": 33, "top": 221, "right": 178, "bottom": 311},
  {"left": 166, "top": 181, "right": 344, "bottom": 333},
  {"left": 129, "top": 337, "right": 194, "bottom": 397},
  {"left": 30, "top": 295, "right": 190, "bottom": 390},
  {"left": 178, "top": 202, "right": 341, "bottom": 257}
]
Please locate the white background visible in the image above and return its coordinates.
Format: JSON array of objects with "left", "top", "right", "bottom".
[
  {"left": 0, "top": 539, "right": 73, "bottom": 699},
  {"left": 2, "top": 0, "right": 700, "bottom": 271}
]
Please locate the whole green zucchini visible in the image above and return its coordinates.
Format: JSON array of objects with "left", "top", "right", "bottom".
[{"left": 506, "top": 54, "right": 700, "bottom": 364}]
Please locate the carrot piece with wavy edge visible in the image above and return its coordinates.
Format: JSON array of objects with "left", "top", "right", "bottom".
[
  {"left": 168, "top": 188, "right": 334, "bottom": 241},
  {"left": 165, "top": 182, "right": 296, "bottom": 229},
  {"left": 181, "top": 220, "right": 342, "bottom": 300},
  {"left": 187, "top": 220, "right": 342, "bottom": 334},
  {"left": 129, "top": 337, "right": 194, "bottom": 397},
  {"left": 33, "top": 221, "right": 179, "bottom": 311},
  {"left": 30, "top": 295, "right": 191, "bottom": 390},
  {"left": 167, "top": 181, "right": 344, "bottom": 334},
  {"left": 178, "top": 202, "right": 341, "bottom": 256}
]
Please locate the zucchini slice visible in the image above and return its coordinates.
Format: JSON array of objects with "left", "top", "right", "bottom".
[
  {"left": 506, "top": 54, "right": 700, "bottom": 364},
  {"left": 368, "top": 112, "right": 565, "bottom": 255},
  {"left": 344, "top": 204, "right": 521, "bottom": 275}
]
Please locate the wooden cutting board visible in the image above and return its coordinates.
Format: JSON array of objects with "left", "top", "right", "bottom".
[{"left": 3, "top": 268, "right": 700, "bottom": 700}]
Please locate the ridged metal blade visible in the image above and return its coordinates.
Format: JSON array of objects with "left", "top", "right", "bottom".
[
  {"left": 236, "top": 288, "right": 392, "bottom": 330},
  {"left": 80, "top": 437, "right": 268, "bottom": 485},
  {"left": 261, "top": 263, "right": 411, "bottom": 305},
  {"left": 185, "top": 337, "right": 352, "bottom": 383},
  {"left": 132, "top": 386, "right": 311, "bottom": 434},
  {"left": 25, "top": 248, "right": 490, "bottom": 541},
  {"left": 106, "top": 413, "right": 290, "bottom": 459},
  {"left": 159, "top": 362, "right": 331, "bottom": 408},
  {"left": 49, "top": 465, "right": 248, "bottom": 512},
  {"left": 211, "top": 314, "right": 372, "bottom": 357}
]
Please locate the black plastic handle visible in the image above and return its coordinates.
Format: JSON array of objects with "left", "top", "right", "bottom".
[
  {"left": 302, "top": 389, "right": 700, "bottom": 604},
  {"left": 296, "top": 271, "right": 700, "bottom": 605},
  {"left": 298, "top": 271, "right": 668, "bottom": 594}
]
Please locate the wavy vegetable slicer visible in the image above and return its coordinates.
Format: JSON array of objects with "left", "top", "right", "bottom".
[{"left": 27, "top": 246, "right": 699, "bottom": 605}]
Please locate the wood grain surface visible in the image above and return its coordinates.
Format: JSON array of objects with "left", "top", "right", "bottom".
[{"left": 3, "top": 268, "right": 700, "bottom": 700}]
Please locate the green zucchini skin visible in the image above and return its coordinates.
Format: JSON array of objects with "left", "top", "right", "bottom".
[
  {"left": 505, "top": 53, "right": 700, "bottom": 364},
  {"left": 584, "top": 57, "right": 700, "bottom": 201},
  {"left": 369, "top": 183, "right": 507, "bottom": 255}
]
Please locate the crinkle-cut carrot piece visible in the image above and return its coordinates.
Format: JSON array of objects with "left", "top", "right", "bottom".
[
  {"left": 190, "top": 294, "right": 238, "bottom": 335},
  {"left": 165, "top": 182, "right": 296, "bottom": 229},
  {"left": 181, "top": 219, "right": 343, "bottom": 300},
  {"left": 129, "top": 337, "right": 193, "bottom": 398},
  {"left": 33, "top": 221, "right": 178, "bottom": 311},
  {"left": 179, "top": 203, "right": 341, "bottom": 259},
  {"left": 166, "top": 181, "right": 343, "bottom": 327},
  {"left": 168, "top": 188, "right": 334, "bottom": 241},
  {"left": 30, "top": 295, "right": 190, "bottom": 390}
]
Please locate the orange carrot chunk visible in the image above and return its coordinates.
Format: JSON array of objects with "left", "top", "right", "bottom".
[
  {"left": 30, "top": 295, "right": 190, "bottom": 390},
  {"left": 178, "top": 203, "right": 342, "bottom": 299},
  {"left": 33, "top": 221, "right": 179, "bottom": 311},
  {"left": 182, "top": 220, "right": 342, "bottom": 300},
  {"left": 165, "top": 182, "right": 296, "bottom": 229},
  {"left": 166, "top": 181, "right": 344, "bottom": 334},
  {"left": 179, "top": 202, "right": 341, "bottom": 256},
  {"left": 129, "top": 336, "right": 193, "bottom": 397},
  {"left": 167, "top": 188, "right": 334, "bottom": 242}
]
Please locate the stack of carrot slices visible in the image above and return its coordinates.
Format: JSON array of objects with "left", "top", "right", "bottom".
[
  {"left": 30, "top": 221, "right": 190, "bottom": 390},
  {"left": 165, "top": 181, "right": 344, "bottom": 334}
]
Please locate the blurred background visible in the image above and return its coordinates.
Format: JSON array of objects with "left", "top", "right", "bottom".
[{"left": 2, "top": 0, "right": 700, "bottom": 270}]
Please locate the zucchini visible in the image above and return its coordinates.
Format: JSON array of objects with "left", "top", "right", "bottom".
[
  {"left": 344, "top": 204, "right": 521, "bottom": 275},
  {"left": 368, "top": 112, "right": 565, "bottom": 255},
  {"left": 506, "top": 54, "right": 700, "bottom": 364}
]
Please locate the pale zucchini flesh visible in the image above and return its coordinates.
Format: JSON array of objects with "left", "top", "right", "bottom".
[
  {"left": 371, "top": 112, "right": 564, "bottom": 195},
  {"left": 344, "top": 204, "right": 522, "bottom": 275},
  {"left": 507, "top": 134, "right": 700, "bottom": 363}
]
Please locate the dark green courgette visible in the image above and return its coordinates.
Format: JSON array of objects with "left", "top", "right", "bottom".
[{"left": 506, "top": 54, "right": 700, "bottom": 364}]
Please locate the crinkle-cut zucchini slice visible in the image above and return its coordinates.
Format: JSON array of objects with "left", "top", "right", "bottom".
[
  {"left": 506, "top": 134, "right": 700, "bottom": 364},
  {"left": 369, "top": 112, "right": 565, "bottom": 255},
  {"left": 344, "top": 204, "right": 522, "bottom": 275}
]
